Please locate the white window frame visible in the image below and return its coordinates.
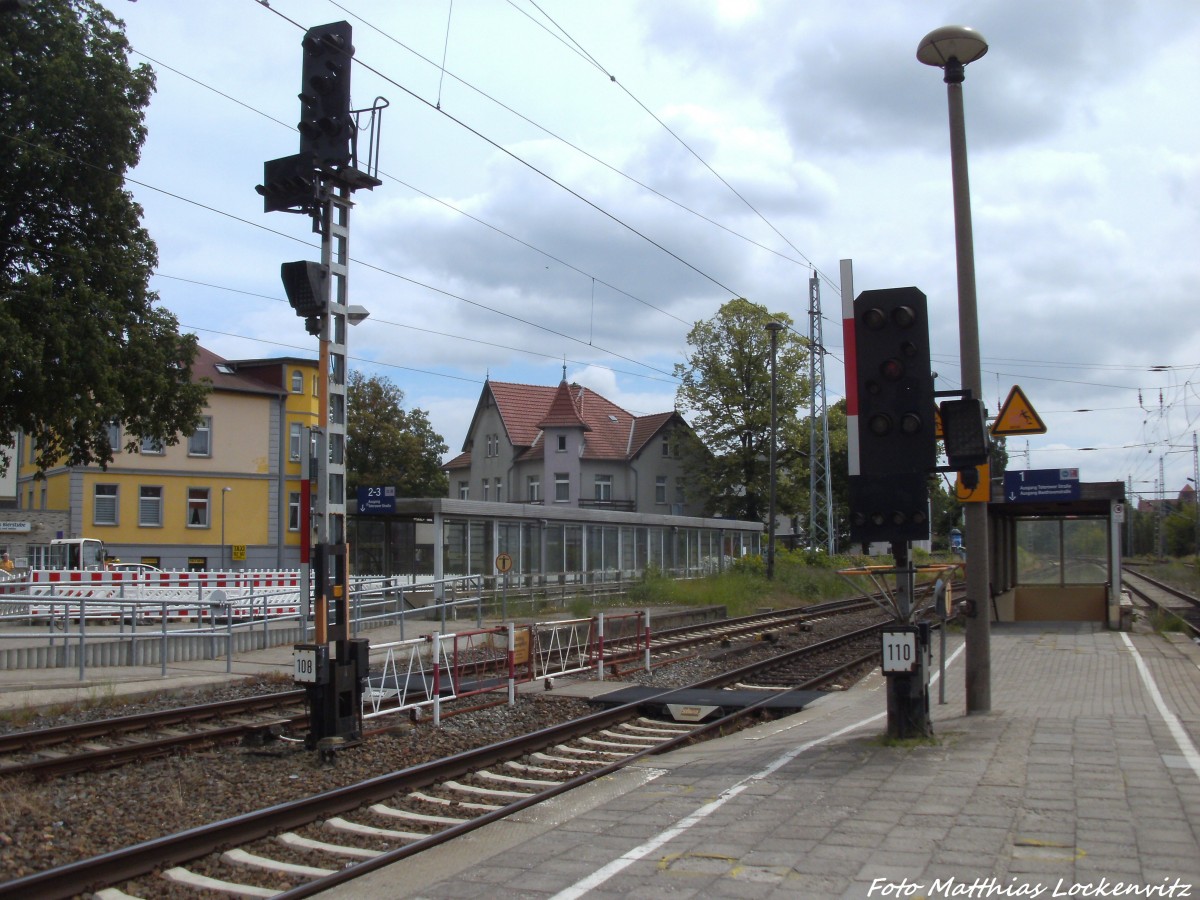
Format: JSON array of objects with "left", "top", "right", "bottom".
[
  {"left": 594, "top": 474, "right": 613, "bottom": 502},
  {"left": 528, "top": 476, "right": 541, "bottom": 502},
  {"left": 289, "top": 422, "right": 303, "bottom": 461},
  {"left": 187, "top": 417, "right": 212, "bottom": 457},
  {"left": 187, "top": 487, "right": 211, "bottom": 528},
  {"left": 458, "top": 481, "right": 469, "bottom": 500},
  {"left": 555, "top": 473, "right": 570, "bottom": 503},
  {"left": 288, "top": 492, "right": 301, "bottom": 531},
  {"left": 482, "top": 478, "right": 490, "bottom": 502},
  {"left": 140, "top": 436, "right": 164, "bottom": 455},
  {"left": 495, "top": 477, "right": 503, "bottom": 503},
  {"left": 291, "top": 370, "right": 303, "bottom": 393},
  {"left": 655, "top": 476, "right": 667, "bottom": 505}
]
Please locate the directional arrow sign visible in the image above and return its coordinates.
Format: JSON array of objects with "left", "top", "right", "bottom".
[{"left": 991, "top": 385, "right": 1046, "bottom": 436}]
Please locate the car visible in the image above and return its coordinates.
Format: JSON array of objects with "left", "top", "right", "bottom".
[{"left": 109, "top": 562, "right": 163, "bottom": 574}]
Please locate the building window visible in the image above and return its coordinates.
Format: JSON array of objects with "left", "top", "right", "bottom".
[
  {"left": 187, "top": 417, "right": 212, "bottom": 457},
  {"left": 291, "top": 370, "right": 303, "bottom": 393},
  {"left": 458, "top": 481, "right": 469, "bottom": 500},
  {"left": 312, "top": 374, "right": 320, "bottom": 397},
  {"left": 187, "top": 487, "right": 210, "bottom": 527},
  {"left": 140, "top": 436, "right": 164, "bottom": 455},
  {"left": 495, "top": 477, "right": 503, "bottom": 503},
  {"left": 676, "top": 477, "right": 685, "bottom": 504},
  {"left": 106, "top": 422, "right": 121, "bottom": 452},
  {"left": 289, "top": 422, "right": 302, "bottom": 461},
  {"left": 557, "top": 434, "right": 567, "bottom": 452},
  {"left": 661, "top": 435, "right": 670, "bottom": 457},
  {"left": 527, "top": 476, "right": 540, "bottom": 502},
  {"left": 482, "top": 478, "right": 490, "bottom": 501},
  {"left": 139, "top": 486, "right": 163, "bottom": 526},
  {"left": 555, "top": 473, "right": 570, "bottom": 502},
  {"left": 94, "top": 484, "right": 118, "bottom": 526},
  {"left": 655, "top": 476, "right": 667, "bottom": 505},
  {"left": 288, "top": 492, "right": 301, "bottom": 531},
  {"left": 595, "top": 475, "right": 612, "bottom": 501}
]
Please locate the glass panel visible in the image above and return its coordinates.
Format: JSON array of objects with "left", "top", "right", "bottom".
[
  {"left": 545, "top": 525, "right": 564, "bottom": 574},
  {"left": 444, "top": 520, "right": 468, "bottom": 576},
  {"left": 1015, "top": 519, "right": 1060, "bottom": 584},
  {"left": 1063, "top": 519, "right": 1108, "bottom": 584},
  {"left": 564, "top": 525, "right": 582, "bottom": 574}
]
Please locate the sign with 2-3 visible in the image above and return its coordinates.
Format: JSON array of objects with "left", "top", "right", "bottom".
[
  {"left": 881, "top": 628, "right": 919, "bottom": 674},
  {"left": 357, "top": 485, "right": 397, "bottom": 514}
]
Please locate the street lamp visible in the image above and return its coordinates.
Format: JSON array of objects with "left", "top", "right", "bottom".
[
  {"left": 766, "top": 321, "right": 784, "bottom": 580},
  {"left": 221, "top": 487, "right": 232, "bottom": 570},
  {"left": 918, "top": 24, "right": 991, "bottom": 713}
]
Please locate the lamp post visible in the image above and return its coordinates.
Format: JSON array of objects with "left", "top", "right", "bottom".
[
  {"left": 766, "top": 321, "right": 784, "bottom": 580},
  {"left": 918, "top": 25, "right": 991, "bottom": 713},
  {"left": 221, "top": 487, "right": 232, "bottom": 570}
]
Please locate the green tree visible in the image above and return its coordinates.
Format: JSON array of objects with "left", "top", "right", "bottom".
[
  {"left": 1165, "top": 504, "right": 1198, "bottom": 557},
  {"left": 347, "top": 371, "right": 449, "bottom": 499},
  {"left": 674, "top": 298, "right": 809, "bottom": 521},
  {"left": 0, "top": 1, "right": 209, "bottom": 473}
]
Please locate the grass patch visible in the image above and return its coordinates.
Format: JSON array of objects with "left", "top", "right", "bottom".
[{"left": 1146, "top": 608, "right": 1188, "bottom": 634}]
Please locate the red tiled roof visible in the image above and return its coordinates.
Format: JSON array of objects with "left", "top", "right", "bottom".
[
  {"left": 481, "top": 380, "right": 682, "bottom": 463},
  {"left": 444, "top": 450, "right": 471, "bottom": 470},
  {"left": 536, "top": 381, "right": 591, "bottom": 431},
  {"left": 192, "top": 346, "right": 282, "bottom": 396}
]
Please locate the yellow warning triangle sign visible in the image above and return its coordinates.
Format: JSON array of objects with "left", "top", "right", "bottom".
[{"left": 991, "top": 385, "right": 1047, "bottom": 436}]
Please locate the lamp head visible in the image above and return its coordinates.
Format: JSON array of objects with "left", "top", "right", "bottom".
[{"left": 917, "top": 25, "right": 988, "bottom": 68}]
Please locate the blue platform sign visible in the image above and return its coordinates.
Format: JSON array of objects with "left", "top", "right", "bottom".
[
  {"left": 356, "top": 486, "right": 396, "bottom": 514},
  {"left": 1003, "top": 468, "right": 1080, "bottom": 503}
]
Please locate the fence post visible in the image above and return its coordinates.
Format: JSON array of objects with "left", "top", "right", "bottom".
[
  {"left": 160, "top": 599, "right": 168, "bottom": 677},
  {"left": 507, "top": 622, "right": 516, "bottom": 707},
  {"left": 78, "top": 597, "right": 86, "bottom": 681},
  {"left": 596, "top": 611, "right": 605, "bottom": 681},
  {"left": 432, "top": 631, "right": 442, "bottom": 727},
  {"left": 644, "top": 608, "right": 652, "bottom": 672}
]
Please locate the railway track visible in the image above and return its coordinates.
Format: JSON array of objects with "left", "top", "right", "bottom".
[
  {"left": 0, "top": 599, "right": 880, "bottom": 779},
  {"left": 4, "top": 622, "right": 891, "bottom": 899},
  {"left": 1123, "top": 568, "right": 1200, "bottom": 639},
  {"left": 0, "top": 690, "right": 309, "bottom": 779}
]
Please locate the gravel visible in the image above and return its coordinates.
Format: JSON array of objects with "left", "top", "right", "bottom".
[{"left": 0, "top": 611, "right": 879, "bottom": 885}]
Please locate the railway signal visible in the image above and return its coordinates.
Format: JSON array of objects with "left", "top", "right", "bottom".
[
  {"left": 848, "top": 287, "right": 936, "bottom": 545},
  {"left": 298, "top": 21, "right": 354, "bottom": 168},
  {"left": 280, "top": 261, "right": 328, "bottom": 336}
]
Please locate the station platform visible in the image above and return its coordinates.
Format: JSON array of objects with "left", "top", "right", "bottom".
[{"left": 320, "top": 623, "right": 1200, "bottom": 899}]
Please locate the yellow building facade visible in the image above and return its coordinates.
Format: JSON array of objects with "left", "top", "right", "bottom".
[{"left": 15, "top": 348, "right": 320, "bottom": 570}]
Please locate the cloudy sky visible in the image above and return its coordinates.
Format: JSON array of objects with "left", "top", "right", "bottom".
[{"left": 100, "top": 0, "right": 1199, "bottom": 504}]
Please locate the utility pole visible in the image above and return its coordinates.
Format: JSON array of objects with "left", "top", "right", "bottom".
[{"left": 807, "top": 272, "right": 834, "bottom": 553}]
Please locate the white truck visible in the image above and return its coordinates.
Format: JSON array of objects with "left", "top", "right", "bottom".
[{"left": 47, "top": 537, "right": 108, "bottom": 571}]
